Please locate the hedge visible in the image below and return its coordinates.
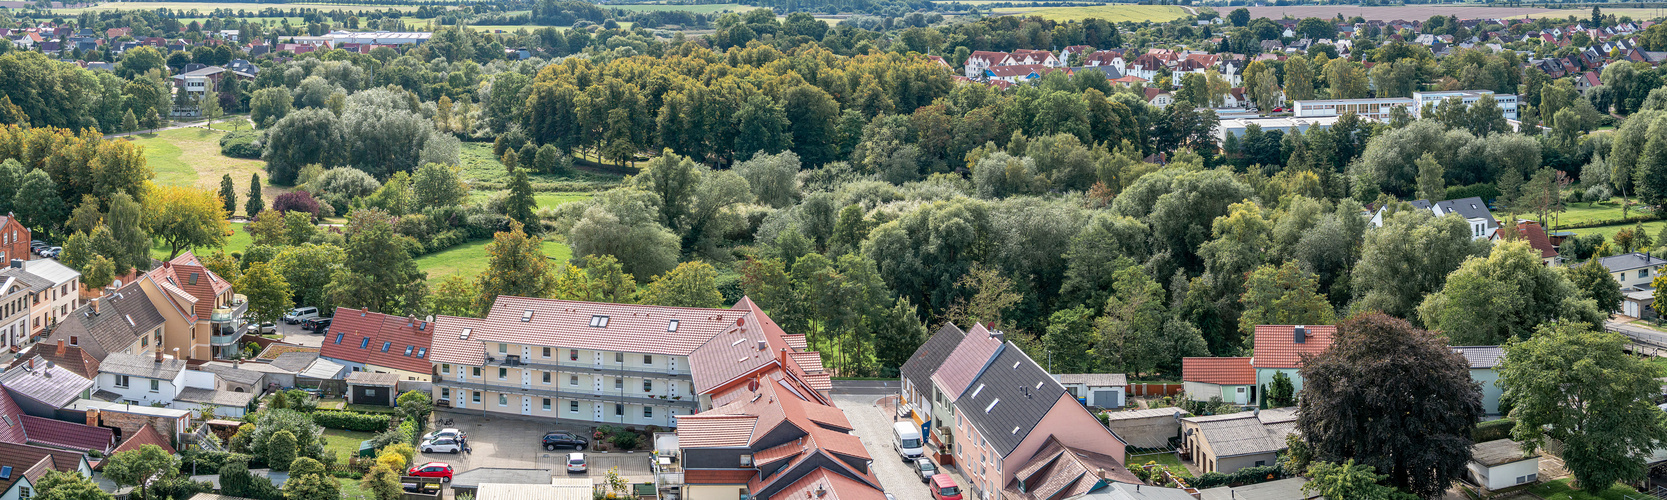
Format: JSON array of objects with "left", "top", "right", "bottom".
[
  {"left": 311, "top": 410, "right": 390, "bottom": 432},
  {"left": 219, "top": 131, "right": 263, "bottom": 159},
  {"left": 1189, "top": 465, "right": 1284, "bottom": 490},
  {"left": 1474, "top": 418, "right": 1516, "bottom": 442}
]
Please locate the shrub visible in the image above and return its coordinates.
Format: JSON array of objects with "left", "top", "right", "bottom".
[
  {"left": 220, "top": 131, "right": 264, "bottom": 159},
  {"left": 1444, "top": 183, "right": 1503, "bottom": 203},
  {"left": 311, "top": 411, "right": 391, "bottom": 432},
  {"left": 272, "top": 191, "right": 321, "bottom": 218},
  {"left": 609, "top": 432, "right": 640, "bottom": 450},
  {"left": 1473, "top": 418, "right": 1515, "bottom": 442}
]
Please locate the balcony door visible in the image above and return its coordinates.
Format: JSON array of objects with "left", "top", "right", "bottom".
[{"left": 521, "top": 396, "right": 532, "bottom": 415}]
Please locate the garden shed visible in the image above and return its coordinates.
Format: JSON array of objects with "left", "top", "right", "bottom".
[{"left": 345, "top": 372, "right": 399, "bottom": 406}]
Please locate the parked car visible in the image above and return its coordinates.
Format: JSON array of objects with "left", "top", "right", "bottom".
[
  {"left": 407, "top": 462, "right": 453, "bottom": 482},
  {"left": 566, "top": 453, "right": 587, "bottom": 473},
  {"left": 42, "top": 247, "right": 61, "bottom": 258},
  {"left": 894, "top": 422, "right": 924, "bottom": 461},
  {"left": 912, "top": 458, "right": 938, "bottom": 483},
  {"left": 929, "top": 474, "right": 961, "bottom": 500},
  {"left": 424, "top": 428, "right": 464, "bottom": 442},
  {"left": 420, "top": 437, "right": 462, "bottom": 454},
  {"left": 301, "top": 317, "right": 332, "bottom": 331},
  {"left": 282, "top": 307, "right": 319, "bottom": 324},
  {"left": 254, "top": 322, "right": 276, "bottom": 334},
  {"left": 543, "top": 431, "right": 589, "bottom": 451}
]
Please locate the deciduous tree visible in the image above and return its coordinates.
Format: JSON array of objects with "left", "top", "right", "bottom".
[
  {"left": 145, "top": 185, "right": 230, "bottom": 259},
  {"left": 477, "top": 222, "right": 557, "bottom": 312},
  {"left": 641, "top": 261, "right": 723, "bottom": 308},
  {"left": 240, "top": 262, "right": 293, "bottom": 327},
  {"left": 105, "top": 444, "right": 180, "bottom": 500},
  {"left": 1419, "top": 241, "right": 1604, "bottom": 345}
]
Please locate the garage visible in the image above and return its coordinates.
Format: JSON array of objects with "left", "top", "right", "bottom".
[{"left": 346, "top": 372, "right": 400, "bottom": 406}]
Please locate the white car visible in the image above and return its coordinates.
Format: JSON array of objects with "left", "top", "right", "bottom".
[
  {"left": 566, "top": 452, "right": 587, "bottom": 473},
  {"left": 421, "top": 437, "right": 463, "bottom": 454},
  {"left": 423, "top": 428, "right": 464, "bottom": 442}
]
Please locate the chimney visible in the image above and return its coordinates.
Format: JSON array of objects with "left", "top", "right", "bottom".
[
  {"left": 55, "top": 339, "right": 64, "bottom": 356},
  {"left": 8, "top": 259, "right": 20, "bottom": 269},
  {"left": 26, "top": 358, "right": 32, "bottom": 371},
  {"left": 90, "top": 298, "right": 100, "bottom": 314},
  {"left": 408, "top": 315, "right": 417, "bottom": 328},
  {"left": 155, "top": 350, "right": 163, "bottom": 363},
  {"left": 779, "top": 347, "right": 788, "bottom": 367},
  {"left": 85, "top": 408, "right": 99, "bottom": 427},
  {"left": 1294, "top": 325, "right": 1306, "bottom": 344}
]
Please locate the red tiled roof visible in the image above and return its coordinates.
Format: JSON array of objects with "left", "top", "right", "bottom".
[
  {"left": 1513, "top": 221, "right": 1560, "bottom": 259},
  {"left": 9, "top": 342, "right": 99, "bottom": 379},
  {"left": 753, "top": 438, "right": 806, "bottom": 467},
  {"left": 112, "top": 423, "right": 174, "bottom": 455},
  {"left": 1182, "top": 357, "right": 1255, "bottom": 385},
  {"left": 684, "top": 469, "right": 758, "bottom": 484},
  {"left": 0, "top": 442, "right": 82, "bottom": 492},
  {"left": 428, "top": 315, "right": 486, "bottom": 367},
  {"left": 774, "top": 468, "right": 887, "bottom": 500},
  {"left": 930, "top": 324, "right": 1003, "bottom": 398},
  {"left": 147, "top": 252, "right": 233, "bottom": 320},
  {"left": 321, "top": 307, "right": 382, "bottom": 364},
  {"left": 20, "top": 415, "right": 113, "bottom": 452},
  {"left": 365, "top": 313, "right": 434, "bottom": 374},
  {"left": 477, "top": 297, "right": 746, "bottom": 357},
  {"left": 1251, "top": 325, "right": 1336, "bottom": 369},
  {"left": 0, "top": 390, "right": 26, "bottom": 444},
  {"left": 690, "top": 297, "right": 786, "bottom": 395}
]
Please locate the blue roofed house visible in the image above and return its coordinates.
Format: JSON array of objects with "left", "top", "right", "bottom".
[{"left": 1452, "top": 346, "right": 1505, "bottom": 415}]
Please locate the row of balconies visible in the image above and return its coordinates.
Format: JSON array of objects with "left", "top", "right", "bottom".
[{"left": 434, "top": 379, "right": 701, "bottom": 409}]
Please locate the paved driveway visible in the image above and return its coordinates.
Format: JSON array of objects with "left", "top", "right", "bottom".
[
  {"left": 414, "top": 410, "right": 656, "bottom": 483},
  {"left": 832, "top": 395, "right": 948, "bottom": 500}
]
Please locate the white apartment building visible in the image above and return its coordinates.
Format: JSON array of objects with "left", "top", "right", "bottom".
[
  {"left": 1412, "top": 90, "right": 1519, "bottom": 120},
  {"left": 1292, "top": 97, "right": 1415, "bottom": 120}
]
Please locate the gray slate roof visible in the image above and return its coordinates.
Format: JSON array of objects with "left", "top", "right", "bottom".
[
  {"left": 175, "top": 387, "right": 256, "bottom": 407},
  {"left": 900, "top": 323, "right": 965, "bottom": 397},
  {"left": 101, "top": 352, "right": 187, "bottom": 380},
  {"left": 1452, "top": 346, "right": 1505, "bottom": 369},
  {"left": 0, "top": 267, "right": 55, "bottom": 293},
  {"left": 451, "top": 468, "right": 554, "bottom": 489},
  {"left": 952, "top": 342, "right": 1067, "bottom": 456},
  {"left": 0, "top": 359, "right": 95, "bottom": 407},
  {"left": 1429, "top": 196, "right": 1499, "bottom": 232},
  {"left": 46, "top": 282, "right": 165, "bottom": 361},
  {"left": 1069, "top": 65, "right": 1124, "bottom": 79},
  {"left": 195, "top": 363, "right": 267, "bottom": 386},
  {"left": 269, "top": 351, "right": 319, "bottom": 372},
  {"left": 1599, "top": 252, "right": 1664, "bottom": 273}
]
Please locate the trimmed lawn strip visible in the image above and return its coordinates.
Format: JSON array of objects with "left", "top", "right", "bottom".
[
  {"left": 1128, "top": 452, "right": 1192, "bottom": 478},
  {"left": 322, "top": 428, "right": 377, "bottom": 462},
  {"left": 1528, "top": 478, "right": 1639, "bottom": 500},
  {"left": 414, "top": 238, "right": 573, "bottom": 283}
]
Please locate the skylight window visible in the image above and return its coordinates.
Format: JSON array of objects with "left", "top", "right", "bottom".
[
  {"left": 522, "top": 310, "right": 535, "bottom": 322},
  {"left": 985, "top": 399, "right": 999, "bottom": 413},
  {"left": 1, "top": 466, "right": 11, "bottom": 479},
  {"left": 667, "top": 319, "right": 679, "bottom": 332},
  {"left": 381, "top": 341, "right": 392, "bottom": 352},
  {"left": 1012, "top": 427, "right": 1020, "bottom": 435},
  {"left": 589, "top": 315, "right": 610, "bottom": 327},
  {"left": 334, "top": 333, "right": 344, "bottom": 344},
  {"left": 404, "top": 346, "right": 414, "bottom": 356},
  {"left": 459, "top": 328, "right": 471, "bottom": 340},
  {"left": 1035, "top": 381, "right": 1044, "bottom": 390},
  {"left": 970, "top": 384, "right": 985, "bottom": 399},
  {"left": 125, "top": 314, "right": 134, "bottom": 326},
  {"left": 731, "top": 338, "right": 748, "bottom": 346},
  {"left": 360, "top": 338, "right": 371, "bottom": 348},
  {"left": 416, "top": 348, "right": 427, "bottom": 358}
]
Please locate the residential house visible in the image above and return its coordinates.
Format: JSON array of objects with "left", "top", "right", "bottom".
[
  {"left": 1072, "top": 482, "right": 1198, "bottom": 500},
  {"left": 1182, "top": 357, "right": 1257, "bottom": 405},
  {"left": 105, "top": 28, "right": 131, "bottom": 39},
  {"left": 0, "top": 381, "right": 113, "bottom": 455},
  {"left": 1001, "top": 435, "right": 1138, "bottom": 500},
  {"left": 986, "top": 64, "right": 1050, "bottom": 84},
  {"left": 965, "top": 51, "right": 1011, "bottom": 79},
  {"left": 428, "top": 296, "right": 816, "bottom": 427},
  {"left": 0, "top": 442, "right": 94, "bottom": 500},
  {"left": 1052, "top": 373, "right": 1125, "bottom": 408},
  {"left": 8, "top": 340, "right": 98, "bottom": 380},
  {"left": 0, "top": 357, "right": 94, "bottom": 418},
  {"left": 1059, "top": 45, "right": 1093, "bottom": 64},
  {"left": 320, "top": 308, "right": 433, "bottom": 381},
  {"left": 1497, "top": 220, "right": 1560, "bottom": 266},
  {"left": 193, "top": 360, "right": 268, "bottom": 394},
  {"left": 1009, "top": 49, "right": 1062, "bottom": 68},
  {"left": 1577, "top": 71, "right": 1602, "bottom": 93},
  {"left": 1452, "top": 346, "right": 1505, "bottom": 416},
  {"left": 1143, "top": 88, "right": 1173, "bottom": 109},
  {"left": 0, "top": 217, "right": 27, "bottom": 266},
  {"left": 1468, "top": 439, "right": 1540, "bottom": 492},
  {"left": 927, "top": 323, "right": 1005, "bottom": 452},
  {"left": 1197, "top": 478, "right": 1318, "bottom": 500},
  {"left": 1369, "top": 197, "right": 1499, "bottom": 240},
  {"left": 111, "top": 423, "right": 175, "bottom": 456},
  {"left": 952, "top": 342, "right": 1128, "bottom": 500},
  {"left": 1125, "top": 54, "right": 1165, "bottom": 81},
  {"left": 1179, "top": 408, "right": 1296, "bottom": 474},
  {"left": 70, "top": 399, "right": 193, "bottom": 445},
  {"left": 168, "top": 65, "right": 256, "bottom": 116},
  {"left": 0, "top": 276, "right": 31, "bottom": 353},
  {"left": 899, "top": 324, "right": 966, "bottom": 446},
  {"left": 1080, "top": 50, "right": 1125, "bottom": 72},
  {"left": 674, "top": 380, "right": 881, "bottom": 500},
  {"left": 1599, "top": 252, "right": 1664, "bottom": 318},
  {"left": 45, "top": 283, "right": 165, "bottom": 363},
  {"left": 1251, "top": 325, "right": 1336, "bottom": 398},
  {"left": 138, "top": 253, "right": 244, "bottom": 360},
  {"left": 2, "top": 258, "right": 81, "bottom": 340},
  {"left": 95, "top": 352, "right": 188, "bottom": 407}
]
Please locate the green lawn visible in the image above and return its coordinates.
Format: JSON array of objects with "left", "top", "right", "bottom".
[
  {"left": 1528, "top": 478, "right": 1640, "bottom": 500},
  {"left": 321, "top": 428, "right": 377, "bottom": 462},
  {"left": 989, "top": 4, "right": 1189, "bottom": 22},
  {"left": 123, "top": 127, "right": 290, "bottom": 217},
  {"left": 414, "top": 237, "right": 574, "bottom": 283},
  {"left": 457, "top": 142, "right": 624, "bottom": 187},
  {"left": 1567, "top": 220, "right": 1666, "bottom": 240},
  {"left": 1127, "top": 452, "right": 1192, "bottom": 479},
  {"left": 150, "top": 222, "right": 252, "bottom": 260},
  {"left": 1522, "top": 198, "right": 1652, "bottom": 230},
  {"left": 340, "top": 477, "right": 373, "bottom": 500}
]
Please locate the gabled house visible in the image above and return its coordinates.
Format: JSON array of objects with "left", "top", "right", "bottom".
[
  {"left": 0, "top": 275, "right": 32, "bottom": 354},
  {"left": 1180, "top": 408, "right": 1296, "bottom": 474},
  {"left": 1250, "top": 325, "right": 1335, "bottom": 397},
  {"left": 928, "top": 323, "right": 1004, "bottom": 450},
  {"left": 1369, "top": 196, "right": 1499, "bottom": 240},
  {"left": 95, "top": 352, "right": 187, "bottom": 407},
  {"left": 1496, "top": 220, "right": 1560, "bottom": 266},
  {"left": 321, "top": 308, "right": 433, "bottom": 381},
  {"left": 900, "top": 324, "right": 966, "bottom": 441},
  {"left": 1, "top": 258, "right": 81, "bottom": 341},
  {"left": 45, "top": 283, "right": 165, "bottom": 363},
  {"left": 1599, "top": 252, "right": 1664, "bottom": 289},
  {"left": 1143, "top": 87, "right": 1173, "bottom": 109},
  {"left": 0, "top": 441, "right": 94, "bottom": 500},
  {"left": 965, "top": 51, "right": 1011, "bottom": 79},
  {"left": 0, "top": 384, "right": 114, "bottom": 455},
  {"left": 1452, "top": 346, "right": 1504, "bottom": 415},
  {"left": 953, "top": 342, "right": 1129, "bottom": 500},
  {"left": 139, "top": 252, "right": 244, "bottom": 360},
  {"left": 8, "top": 340, "right": 99, "bottom": 380},
  {"left": 675, "top": 380, "right": 882, "bottom": 500},
  {"left": 0, "top": 217, "right": 29, "bottom": 266}
]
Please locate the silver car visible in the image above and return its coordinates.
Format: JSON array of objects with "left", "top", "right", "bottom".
[{"left": 913, "top": 458, "right": 938, "bottom": 483}]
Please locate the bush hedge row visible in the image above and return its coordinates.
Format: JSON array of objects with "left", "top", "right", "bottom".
[
  {"left": 1474, "top": 418, "right": 1515, "bottom": 442},
  {"left": 1189, "top": 465, "right": 1284, "bottom": 490},
  {"left": 219, "top": 131, "right": 263, "bottom": 159},
  {"left": 311, "top": 410, "right": 390, "bottom": 432}
]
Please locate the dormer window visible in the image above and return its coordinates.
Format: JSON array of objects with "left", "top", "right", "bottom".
[
  {"left": 589, "top": 315, "right": 610, "bottom": 327},
  {"left": 521, "top": 310, "right": 534, "bottom": 322}
]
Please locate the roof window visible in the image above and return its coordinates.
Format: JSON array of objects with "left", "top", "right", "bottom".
[
  {"left": 459, "top": 328, "right": 471, "bottom": 340},
  {"left": 667, "top": 319, "right": 679, "bottom": 332},
  {"left": 404, "top": 345, "right": 414, "bottom": 356},
  {"left": 334, "top": 333, "right": 344, "bottom": 344},
  {"left": 970, "top": 384, "right": 985, "bottom": 399},
  {"left": 381, "top": 342, "right": 392, "bottom": 352},
  {"left": 521, "top": 310, "right": 534, "bottom": 322},
  {"left": 416, "top": 348, "right": 427, "bottom": 358},
  {"left": 360, "top": 337, "right": 371, "bottom": 348},
  {"left": 985, "top": 399, "right": 1000, "bottom": 413},
  {"left": 589, "top": 315, "right": 610, "bottom": 327}
]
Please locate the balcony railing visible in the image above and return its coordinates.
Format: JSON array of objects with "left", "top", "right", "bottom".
[
  {"left": 434, "top": 379, "right": 701, "bottom": 409},
  {"left": 484, "top": 355, "right": 693, "bottom": 380},
  {"left": 210, "top": 329, "right": 245, "bottom": 347},
  {"left": 210, "top": 300, "right": 249, "bottom": 323}
]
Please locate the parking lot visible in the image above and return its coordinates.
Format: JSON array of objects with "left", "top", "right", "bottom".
[
  {"left": 270, "top": 317, "right": 325, "bottom": 348},
  {"left": 412, "top": 410, "right": 657, "bottom": 483},
  {"left": 832, "top": 395, "right": 962, "bottom": 500}
]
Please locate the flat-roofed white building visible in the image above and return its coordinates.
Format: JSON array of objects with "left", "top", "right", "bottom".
[
  {"left": 1217, "top": 115, "right": 1344, "bottom": 143},
  {"left": 1413, "top": 90, "right": 1519, "bottom": 120},
  {"left": 324, "top": 31, "right": 432, "bottom": 46},
  {"left": 1291, "top": 97, "right": 1414, "bottom": 120}
]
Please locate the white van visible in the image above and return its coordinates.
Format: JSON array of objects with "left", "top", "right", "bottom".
[
  {"left": 893, "top": 421, "right": 924, "bottom": 461},
  {"left": 283, "top": 307, "right": 320, "bottom": 324}
]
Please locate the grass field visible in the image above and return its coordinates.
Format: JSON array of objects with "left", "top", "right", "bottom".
[
  {"left": 456, "top": 142, "right": 625, "bottom": 188},
  {"left": 414, "top": 237, "right": 573, "bottom": 283},
  {"left": 123, "top": 127, "right": 290, "bottom": 216},
  {"left": 54, "top": 1, "right": 418, "bottom": 13},
  {"left": 1127, "top": 452, "right": 1192, "bottom": 479},
  {"left": 1526, "top": 7, "right": 1667, "bottom": 20},
  {"left": 149, "top": 222, "right": 251, "bottom": 259},
  {"left": 1529, "top": 478, "right": 1640, "bottom": 500},
  {"left": 990, "top": 4, "right": 1189, "bottom": 22},
  {"left": 608, "top": 3, "right": 754, "bottom": 13},
  {"left": 321, "top": 428, "right": 377, "bottom": 462}
]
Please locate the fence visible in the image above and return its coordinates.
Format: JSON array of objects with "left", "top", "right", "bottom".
[{"left": 1125, "top": 384, "right": 1184, "bottom": 397}]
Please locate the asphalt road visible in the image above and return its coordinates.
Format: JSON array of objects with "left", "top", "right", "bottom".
[{"left": 831, "top": 379, "right": 902, "bottom": 396}]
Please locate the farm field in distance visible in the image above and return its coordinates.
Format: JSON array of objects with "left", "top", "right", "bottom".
[
  {"left": 1239, "top": 4, "right": 1659, "bottom": 21},
  {"left": 607, "top": 3, "right": 756, "bottom": 13},
  {"left": 991, "top": 5, "right": 1188, "bottom": 22},
  {"left": 51, "top": 1, "right": 419, "bottom": 13}
]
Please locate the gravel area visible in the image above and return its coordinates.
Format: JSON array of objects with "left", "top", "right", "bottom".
[{"left": 832, "top": 395, "right": 956, "bottom": 500}]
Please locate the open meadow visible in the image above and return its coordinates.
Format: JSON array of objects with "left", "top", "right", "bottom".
[
  {"left": 123, "top": 126, "right": 292, "bottom": 208},
  {"left": 52, "top": 1, "right": 419, "bottom": 13},
  {"left": 990, "top": 4, "right": 1188, "bottom": 22},
  {"left": 1241, "top": 4, "right": 1664, "bottom": 22},
  {"left": 608, "top": 3, "right": 756, "bottom": 13}
]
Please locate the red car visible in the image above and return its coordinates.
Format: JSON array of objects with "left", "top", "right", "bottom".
[
  {"left": 929, "top": 474, "right": 962, "bottom": 500},
  {"left": 407, "top": 462, "right": 454, "bottom": 482}
]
